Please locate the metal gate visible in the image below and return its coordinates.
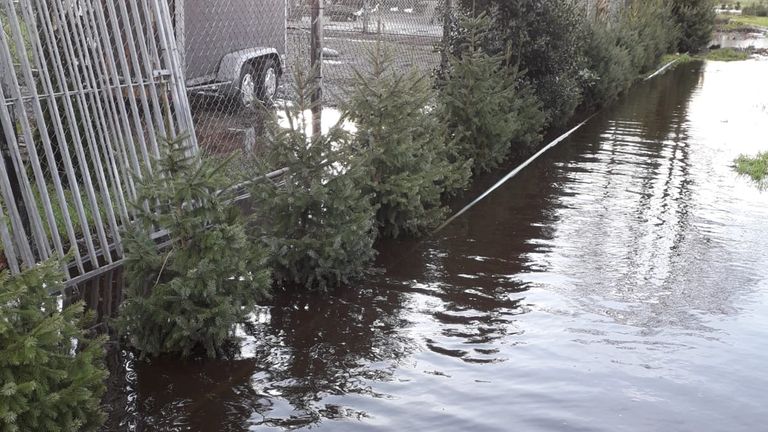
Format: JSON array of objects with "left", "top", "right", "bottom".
[{"left": 0, "top": 0, "right": 196, "bottom": 283}]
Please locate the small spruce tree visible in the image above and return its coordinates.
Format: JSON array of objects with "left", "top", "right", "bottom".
[
  {"left": 672, "top": 0, "right": 716, "bottom": 54},
  {"left": 250, "top": 69, "right": 378, "bottom": 291},
  {"left": 345, "top": 43, "right": 472, "bottom": 238},
  {"left": 117, "top": 136, "right": 270, "bottom": 358},
  {"left": 0, "top": 260, "right": 107, "bottom": 432},
  {"left": 439, "top": 13, "right": 545, "bottom": 174}
]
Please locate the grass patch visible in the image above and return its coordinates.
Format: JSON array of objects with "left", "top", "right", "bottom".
[
  {"left": 659, "top": 53, "right": 696, "bottom": 67},
  {"left": 704, "top": 48, "right": 751, "bottom": 61},
  {"left": 731, "top": 14, "right": 768, "bottom": 28},
  {"left": 734, "top": 152, "right": 768, "bottom": 188},
  {"left": 716, "top": 14, "right": 768, "bottom": 31}
]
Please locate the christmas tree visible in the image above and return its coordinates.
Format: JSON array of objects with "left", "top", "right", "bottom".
[
  {"left": 117, "top": 136, "right": 270, "bottom": 358},
  {"left": 250, "top": 68, "right": 378, "bottom": 291},
  {"left": 439, "top": 13, "right": 545, "bottom": 173},
  {"left": 0, "top": 260, "right": 106, "bottom": 432},
  {"left": 345, "top": 42, "right": 472, "bottom": 238}
]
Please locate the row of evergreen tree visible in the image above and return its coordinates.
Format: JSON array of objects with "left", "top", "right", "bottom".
[{"left": 0, "top": 1, "right": 714, "bottom": 430}]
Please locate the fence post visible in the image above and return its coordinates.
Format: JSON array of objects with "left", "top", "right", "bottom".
[
  {"left": 441, "top": 0, "right": 452, "bottom": 71},
  {"left": 310, "top": 0, "right": 323, "bottom": 139},
  {"left": 362, "top": 0, "right": 370, "bottom": 34}
]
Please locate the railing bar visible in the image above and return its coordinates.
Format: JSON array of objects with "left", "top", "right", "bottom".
[
  {"left": 92, "top": 0, "right": 147, "bottom": 196},
  {"left": 0, "top": 3, "right": 51, "bottom": 260},
  {"left": 62, "top": 0, "right": 126, "bottom": 259},
  {"left": 142, "top": 0, "right": 176, "bottom": 130},
  {"left": 5, "top": 0, "right": 83, "bottom": 270},
  {"left": 1, "top": 80, "right": 178, "bottom": 106},
  {"left": 79, "top": 2, "right": 134, "bottom": 224},
  {"left": 129, "top": 0, "right": 171, "bottom": 146},
  {"left": 0, "top": 203, "right": 20, "bottom": 273},
  {"left": 103, "top": 0, "right": 154, "bottom": 171},
  {"left": 48, "top": 0, "right": 114, "bottom": 264},
  {"left": 32, "top": 1, "right": 103, "bottom": 271},
  {"left": 152, "top": 0, "right": 198, "bottom": 147},
  {"left": 115, "top": 0, "right": 160, "bottom": 158},
  {"left": 35, "top": 0, "right": 105, "bottom": 266}
]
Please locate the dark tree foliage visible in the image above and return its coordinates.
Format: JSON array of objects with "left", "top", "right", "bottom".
[
  {"left": 345, "top": 43, "right": 472, "bottom": 238},
  {"left": 583, "top": 0, "right": 679, "bottom": 107},
  {"left": 250, "top": 69, "right": 378, "bottom": 290},
  {"left": 672, "top": 0, "right": 716, "bottom": 53},
  {"left": 439, "top": 13, "right": 544, "bottom": 173},
  {"left": 456, "top": 0, "right": 589, "bottom": 127},
  {"left": 0, "top": 260, "right": 107, "bottom": 432},
  {"left": 117, "top": 136, "right": 270, "bottom": 358}
]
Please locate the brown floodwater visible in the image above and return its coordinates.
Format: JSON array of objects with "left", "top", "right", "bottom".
[{"left": 89, "top": 58, "right": 768, "bottom": 431}]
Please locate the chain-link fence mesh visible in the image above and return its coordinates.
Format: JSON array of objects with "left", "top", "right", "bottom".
[{"left": 183, "top": 0, "right": 448, "bottom": 159}]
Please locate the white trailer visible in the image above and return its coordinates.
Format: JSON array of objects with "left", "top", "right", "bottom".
[{"left": 171, "top": 0, "right": 288, "bottom": 108}]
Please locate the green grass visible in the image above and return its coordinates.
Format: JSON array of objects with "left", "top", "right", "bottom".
[
  {"left": 653, "top": 49, "right": 747, "bottom": 74},
  {"left": 734, "top": 152, "right": 768, "bottom": 188},
  {"left": 729, "top": 14, "right": 768, "bottom": 28},
  {"left": 703, "top": 48, "right": 751, "bottom": 61},
  {"left": 659, "top": 53, "right": 695, "bottom": 66}
]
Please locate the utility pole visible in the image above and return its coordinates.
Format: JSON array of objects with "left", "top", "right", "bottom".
[
  {"left": 441, "top": 0, "right": 452, "bottom": 71},
  {"left": 310, "top": 0, "right": 323, "bottom": 139},
  {"left": 362, "top": 0, "right": 370, "bottom": 34}
]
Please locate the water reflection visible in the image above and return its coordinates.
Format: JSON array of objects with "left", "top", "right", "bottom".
[{"left": 92, "top": 60, "right": 768, "bottom": 431}]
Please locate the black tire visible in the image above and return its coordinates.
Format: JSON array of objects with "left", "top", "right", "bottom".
[
  {"left": 236, "top": 63, "right": 258, "bottom": 110},
  {"left": 255, "top": 59, "right": 279, "bottom": 106}
]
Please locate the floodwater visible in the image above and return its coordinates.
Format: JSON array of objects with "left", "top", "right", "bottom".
[
  {"left": 712, "top": 30, "right": 768, "bottom": 49},
  {"left": 98, "top": 59, "right": 768, "bottom": 431}
]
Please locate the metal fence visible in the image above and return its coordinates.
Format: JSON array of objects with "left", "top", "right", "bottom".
[
  {"left": 0, "top": 0, "right": 195, "bottom": 281},
  {"left": 1, "top": 0, "right": 622, "bottom": 284}
]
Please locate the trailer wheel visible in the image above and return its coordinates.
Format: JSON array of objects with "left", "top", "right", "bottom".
[
  {"left": 255, "top": 59, "right": 279, "bottom": 105},
  {"left": 237, "top": 63, "right": 259, "bottom": 110}
]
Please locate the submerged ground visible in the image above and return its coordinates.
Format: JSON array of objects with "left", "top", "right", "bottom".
[{"left": 98, "top": 58, "right": 768, "bottom": 431}]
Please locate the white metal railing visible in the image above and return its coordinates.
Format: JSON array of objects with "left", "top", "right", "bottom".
[{"left": 0, "top": 0, "right": 196, "bottom": 282}]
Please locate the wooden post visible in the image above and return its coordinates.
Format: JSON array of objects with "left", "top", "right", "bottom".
[
  {"left": 362, "top": 0, "right": 370, "bottom": 34},
  {"left": 441, "top": 0, "right": 451, "bottom": 71},
  {"left": 310, "top": 0, "right": 323, "bottom": 139}
]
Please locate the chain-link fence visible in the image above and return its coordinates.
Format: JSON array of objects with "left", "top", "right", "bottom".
[{"left": 183, "top": 0, "right": 449, "bottom": 159}]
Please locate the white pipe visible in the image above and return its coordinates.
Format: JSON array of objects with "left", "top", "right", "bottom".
[
  {"left": 645, "top": 59, "right": 679, "bottom": 81},
  {"left": 433, "top": 114, "right": 597, "bottom": 234}
]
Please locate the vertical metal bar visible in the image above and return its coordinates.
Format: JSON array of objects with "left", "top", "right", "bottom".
[
  {"left": 115, "top": 0, "right": 161, "bottom": 156},
  {"left": 31, "top": 0, "right": 107, "bottom": 272},
  {"left": 34, "top": 0, "right": 107, "bottom": 266},
  {"left": 49, "top": 0, "right": 116, "bottom": 264},
  {"left": 152, "top": 0, "right": 198, "bottom": 147},
  {"left": 77, "top": 2, "right": 134, "bottom": 223},
  {"left": 143, "top": 0, "right": 176, "bottom": 133},
  {"left": 102, "top": 0, "right": 155, "bottom": 172},
  {"left": 0, "top": 202, "right": 19, "bottom": 273},
  {"left": 174, "top": 0, "right": 186, "bottom": 74},
  {"left": 0, "top": 3, "right": 51, "bottom": 261},
  {"left": 0, "top": 115, "right": 34, "bottom": 268},
  {"left": 130, "top": 0, "right": 171, "bottom": 140},
  {"left": 6, "top": 0, "right": 82, "bottom": 266},
  {"left": 310, "top": 0, "right": 323, "bottom": 139},
  {"left": 61, "top": 0, "right": 127, "bottom": 258},
  {"left": 441, "top": 0, "right": 452, "bottom": 71},
  {"left": 91, "top": 0, "right": 146, "bottom": 187},
  {"left": 362, "top": 0, "right": 370, "bottom": 33}
]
